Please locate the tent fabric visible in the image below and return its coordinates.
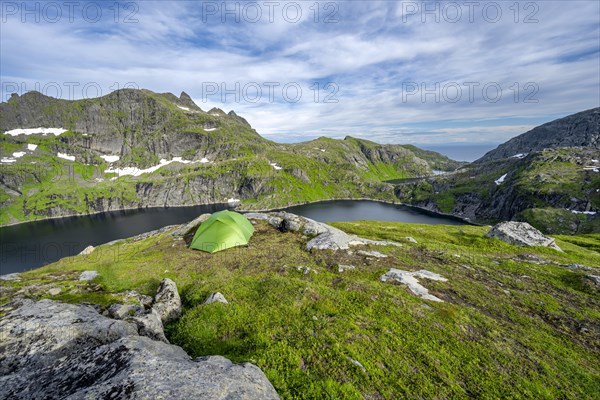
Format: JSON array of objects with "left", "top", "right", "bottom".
[{"left": 190, "top": 210, "right": 254, "bottom": 253}]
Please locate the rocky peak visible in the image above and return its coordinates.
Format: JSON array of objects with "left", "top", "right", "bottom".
[
  {"left": 178, "top": 91, "right": 203, "bottom": 111},
  {"left": 476, "top": 107, "right": 600, "bottom": 163}
]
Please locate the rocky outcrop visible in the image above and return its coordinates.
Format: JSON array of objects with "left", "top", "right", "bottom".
[
  {"left": 0, "top": 299, "right": 279, "bottom": 399},
  {"left": 380, "top": 269, "right": 448, "bottom": 302},
  {"left": 477, "top": 107, "right": 599, "bottom": 162},
  {"left": 153, "top": 278, "right": 182, "bottom": 324},
  {"left": 171, "top": 213, "right": 212, "bottom": 238},
  {"left": 485, "top": 222, "right": 562, "bottom": 251},
  {"left": 245, "top": 212, "right": 403, "bottom": 251}
]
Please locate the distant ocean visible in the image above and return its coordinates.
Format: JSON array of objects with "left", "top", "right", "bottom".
[{"left": 419, "top": 144, "right": 498, "bottom": 162}]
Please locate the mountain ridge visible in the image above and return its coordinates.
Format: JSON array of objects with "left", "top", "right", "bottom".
[
  {"left": 0, "top": 89, "right": 461, "bottom": 226},
  {"left": 476, "top": 107, "right": 599, "bottom": 163}
]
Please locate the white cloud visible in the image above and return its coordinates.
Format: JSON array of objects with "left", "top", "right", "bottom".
[{"left": 1, "top": 1, "right": 598, "bottom": 146}]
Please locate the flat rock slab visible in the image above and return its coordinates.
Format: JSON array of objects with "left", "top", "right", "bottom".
[
  {"left": 485, "top": 221, "right": 562, "bottom": 251},
  {"left": 79, "top": 270, "right": 99, "bottom": 281},
  {"left": 0, "top": 273, "right": 21, "bottom": 281},
  {"left": 0, "top": 299, "right": 279, "bottom": 399},
  {"left": 380, "top": 269, "right": 448, "bottom": 302},
  {"left": 358, "top": 250, "right": 388, "bottom": 258}
]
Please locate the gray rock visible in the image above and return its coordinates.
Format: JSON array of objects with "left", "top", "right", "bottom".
[
  {"left": 78, "top": 245, "right": 95, "bottom": 255},
  {"left": 123, "top": 290, "right": 154, "bottom": 308},
  {"left": 106, "top": 303, "right": 145, "bottom": 320},
  {"left": 338, "top": 264, "right": 356, "bottom": 272},
  {"left": 357, "top": 250, "right": 388, "bottom": 258},
  {"left": 47, "top": 287, "right": 61, "bottom": 296},
  {"left": 152, "top": 278, "right": 182, "bottom": 323},
  {"left": 485, "top": 222, "right": 562, "bottom": 251},
  {"left": 171, "top": 213, "right": 212, "bottom": 238},
  {"left": 203, "top": 292, "right": 229, "bottom": 305},
  {"left": 245, "top": 212, "right": 328, "bottom": 236},
  {"left": 380, "top": 269, "right": 448, "bottom": 302},
  {"left": 0, "top": 299, "right": 138, "bottom": 376},
  {"left": 346, "top": 356, "right": 366, "bottom": 372},
  {"left": 296, "top": 266, "right": 317, "bottom": 275},
  {"left": 129, "top": 308, "right": 168, "bottom": 343},
  {"left": 78, "top": 270, "right": 99, "bottom": 281},
  {"left": 586, "top": 275, "right": 600, "bottom": 287},
  {"left": 0, "top": 299, "right": 279, "bottom": 399},
  {"left": 0, "top": 273, "right": 21, "bottom": 281},
  {"left": 405, "top": 236, "right": 418, "bottom": 243},
  {"left": 564, "top": 263, "right": 593, "bottom": 271},
  {"left": 306, "top": 224, "right": 402, "bottom": 251}
]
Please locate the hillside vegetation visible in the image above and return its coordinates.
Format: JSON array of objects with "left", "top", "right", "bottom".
[
  {"left": 3, "top": 219, "right": 599, "bottom": 399},
  {"left": 0, "top": 90, "right": 460, "bottom": 226}
]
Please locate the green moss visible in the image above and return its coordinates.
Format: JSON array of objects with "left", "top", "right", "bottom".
[{"left": 12, "top": 221, "right": 600, "bottom": 399}]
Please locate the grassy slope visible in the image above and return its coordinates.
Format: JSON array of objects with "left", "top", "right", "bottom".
[
  {"left": 0, "top": 132, "right": 458, "bottom": 225},
  {"left": 0, "top": 90, "right": 462, "bottom": 226},
  {"left": 4, "top": 220, "right": 599, "bottom": 399},
  {"left": 395, "top": 148, "right": 600, "bottom": 233}
]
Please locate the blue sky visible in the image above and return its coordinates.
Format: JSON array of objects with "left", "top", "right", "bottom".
[{"left": 1, "top": 1, "right": 599, "bottom": 146}]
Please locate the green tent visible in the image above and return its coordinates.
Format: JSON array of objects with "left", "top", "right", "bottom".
[{"left": 190, "top": 210, "right": 254, "bottom": 253}]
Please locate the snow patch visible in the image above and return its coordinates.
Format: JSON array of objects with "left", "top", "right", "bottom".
[
  {"left": 27, "top": 144, "right": 38, "bottom": 151},
  {"left": 4, "top": 127, "right": 67, "bottom": 136},
  {"left": 200, "top": 157, "right": 210, "bottom": 163},
  {"left": 511, "top": 153, "right": 527, "bottom": 159},
  {"left": 105, "top": 157, "right": 204, "bottom": 177},
  {"left": 1, "top": 158, "right": 16, "bottom": 163},
  {"left": 227, "top": 198, "right": 240, "bottom": 204},
  {"left": 570, "top": 210, "right": 597, "bottom": 215},
  {"left": 177, "top": 105, "right": 190, "bottom": 111},
  {"left": 584, "top": 166, "right": 599, "bottom": 172},
  {"left": 57, "top": 152, "right": 75, "bottom": 161},
  {"left": 494, "top": 173, "right": 508, "bottom": 185},
  {"left": 270, "top": 162, "right": 282, "bottom": 170},
  {"left": 12, "top": 151, "right": 26, "bottom": 158},
  {"left": 204, "top": 127, "right": 217, "bottom": 132},
  {"left": 100, "top": 155, "right": 120, "bottom": 163}
]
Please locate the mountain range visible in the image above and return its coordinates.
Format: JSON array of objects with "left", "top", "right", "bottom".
[
  {"left": 0, "top": 89, "right": 460, "bottom": 226},
  {"left": 396, "top": 108, "right": 599, "bottom": 234},
  {"left": 1, "top": 90, "right": 597, "bottom": 233}
]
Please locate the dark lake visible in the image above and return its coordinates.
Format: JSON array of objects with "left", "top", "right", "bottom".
[{"left": 0, "top": 200, "right": 465, "bottom": 274}]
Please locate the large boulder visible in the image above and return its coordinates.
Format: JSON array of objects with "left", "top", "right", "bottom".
[
  {"left": 245, "top": 211, "right": 403, "bottom": 251},
  {"left": 152, "top": 278, "right": 182, "bottom": 324},
  {"left": 0, "top": 299, "right": 138, "bottom": 376},
  {"left": 244, "top": 212, "right": 328, "bottom": 236},
  {"left": 485, "top": 221, "right": 562, "bottom": 251},
  {"left": 0, "top": 299, "right": 279, "bottom": 399},
  {"left": 170, "top": 213, "right": 212, "bottom": 238}
]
